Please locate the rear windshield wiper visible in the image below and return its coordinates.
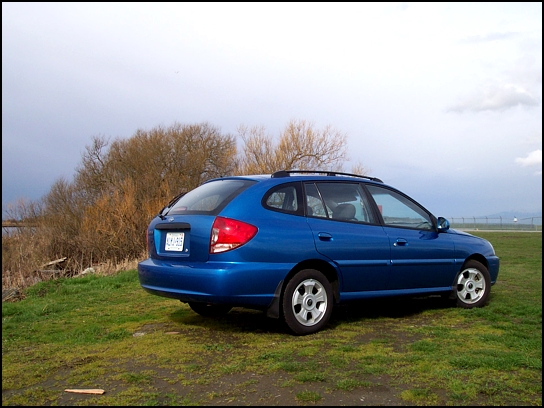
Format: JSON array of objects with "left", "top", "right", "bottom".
[{"left": 157, "top": 192, "right": 186, "bottom": 219}]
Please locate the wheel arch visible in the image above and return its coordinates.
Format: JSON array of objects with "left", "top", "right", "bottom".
[
  {"left": 286, "top": 259, "right": 340, "bottom": 303},
  {"left": 461, "top": 253, "right": 489, "bottom": 270},
  {"left": 452, "top": 254, "right": 489, "bottom": 290},
  {"left": 265, "top": 259, "right": 340, "bottom": 319}
]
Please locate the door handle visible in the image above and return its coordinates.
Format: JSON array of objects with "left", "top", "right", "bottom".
[
  {"left": 317, "top": 232, "right": 333, "bottom": 241},
  {"left": 394, "top": 238, "right": 408, "bottom": 247}
]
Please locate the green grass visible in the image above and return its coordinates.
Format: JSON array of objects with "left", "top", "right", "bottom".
[{"left": 2, "top": 232, "right": 541, "bottom": 406}]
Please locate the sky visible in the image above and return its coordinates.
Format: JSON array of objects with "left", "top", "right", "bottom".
[{"left": 2, "top": 2, "right": 542, "bottom": 219}]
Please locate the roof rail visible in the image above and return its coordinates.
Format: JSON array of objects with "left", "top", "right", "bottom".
[{"left": 271, "top": 170, "right": 383, "bottom": 183}]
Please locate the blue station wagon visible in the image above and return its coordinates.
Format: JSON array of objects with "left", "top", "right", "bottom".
[{"left": 138, "top": 170, "right": 500, "bottom": 335}]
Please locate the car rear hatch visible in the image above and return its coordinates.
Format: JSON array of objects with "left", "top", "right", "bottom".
[
  {"left": 149, "top": 178, "right": 259, "bottom": 263},
  {"left": 150, "top": 215, "right": 216, "bottom": 262}
]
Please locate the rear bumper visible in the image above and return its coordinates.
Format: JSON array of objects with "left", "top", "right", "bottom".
[{"left": 137, "top": 258, "right": 291, "bottom": 308}]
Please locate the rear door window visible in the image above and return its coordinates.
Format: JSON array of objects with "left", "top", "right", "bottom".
[{"left": 305, "top": 182, "right": 376, "bottom": 223}]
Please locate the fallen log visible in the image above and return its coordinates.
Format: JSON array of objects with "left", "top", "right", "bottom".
[{"left": 40, "top": 257, "right": 67, "bottom": 269}]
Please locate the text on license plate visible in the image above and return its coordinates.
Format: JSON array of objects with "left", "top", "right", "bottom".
[{"left": 165, "top": 232, "right": 185, "bottom": 251}]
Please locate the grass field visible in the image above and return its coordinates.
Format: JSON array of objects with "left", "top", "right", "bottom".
[{"left": 2, "top": 231, "right": 541, "bottom": 406}]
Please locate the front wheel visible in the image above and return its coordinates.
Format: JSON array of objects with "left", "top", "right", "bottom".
[
  {"left": 455, "top": 260, "right": 491, "bottom": 308},
  {"left": 188, "top": 302, "right": 232, "bottom": 317},
  {"left": 282, "top": 269, "right": 333, "bottom": 335}
]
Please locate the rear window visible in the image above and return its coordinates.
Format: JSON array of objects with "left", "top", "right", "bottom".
[{"left": 167, "top": 179, "right": 256, "bottom": 215}]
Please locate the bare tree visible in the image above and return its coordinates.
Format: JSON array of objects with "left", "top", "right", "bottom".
[
  {"left": 350, "top": 160, "right": 373, "bottom": 177},
  {"left": 236, "top": 125, "right": 279, "bottom": 174},
  {"left": 236, "top": 119, "right": 352, "bottom": 174},
  {"left": 75, "top": 135, "right": 111, "bottom": 205}
]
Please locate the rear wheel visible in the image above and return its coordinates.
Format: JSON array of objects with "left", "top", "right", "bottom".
[
  {"left": 188, "top": 302, "right": 232, "bottom": 317},
  {"left": 455, "top": 260, "right": 491, "bottom": 308},
  {"left": 282, "top": 269, "right": 333, "bottom": 335}
]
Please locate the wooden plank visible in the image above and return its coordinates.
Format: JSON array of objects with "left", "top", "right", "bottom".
[{"left": 64, "top": 389, "right": 105, "bottom": 394}]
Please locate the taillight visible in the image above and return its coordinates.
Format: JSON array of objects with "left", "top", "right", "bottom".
[{"left": 210, "top": 216, "right": 258, "bottom": 254}]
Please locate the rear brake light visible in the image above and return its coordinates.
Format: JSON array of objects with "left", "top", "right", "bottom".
[{"left": 210, "top": 216, "right": 258, "bottom": 254}]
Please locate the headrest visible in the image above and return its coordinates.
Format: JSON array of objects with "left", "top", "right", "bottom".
[{"left": 332, "top": 203, "right": 356, "bottom": 220}]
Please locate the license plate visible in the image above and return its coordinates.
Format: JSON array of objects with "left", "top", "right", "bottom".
[{"left": 165, "top": 232, "right": 185, "bottom": 251}]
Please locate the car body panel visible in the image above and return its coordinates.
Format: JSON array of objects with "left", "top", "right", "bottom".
[
  {"left": 150, "top": 216, "right": 214, "bottom": 262},
  {"left": 384, "top": 226, "right": 457, "bottom": 290},
  {"left": 306, "top": 216, "right": 391, "bottom": 292}
]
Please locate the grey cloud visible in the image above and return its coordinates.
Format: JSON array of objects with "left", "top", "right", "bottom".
[{"left": 447, "top": 84, "right": 539, "bottom": 113}]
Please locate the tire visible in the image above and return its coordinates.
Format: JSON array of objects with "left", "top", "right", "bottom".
[
  {"left": 282, "top": 269, "right": 333, "bottom": 335},
  {"left": 454, "top": 260, "right": 491, "bottom": 308},
  {"left": 188, "top": 302, "right": 232, "bottom": 317}
]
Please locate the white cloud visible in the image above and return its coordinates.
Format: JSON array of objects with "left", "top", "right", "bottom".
[
  {"left": 515, "top": 150, "right": 542, "bottom": 167},
  {"left": 459, "top": 32, "right": 520, "bottom": 44}
]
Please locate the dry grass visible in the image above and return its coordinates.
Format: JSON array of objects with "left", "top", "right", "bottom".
[{"left": 2, "top": 224, "right": 143, "bottom": 291}]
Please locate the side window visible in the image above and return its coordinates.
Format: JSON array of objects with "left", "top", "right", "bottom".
[
  {"left": 306, "top": 182, "right": 375, "bottom": 223},
  {"left": 366, "top": 185, "right": 433, "bottom": 230},
  {"left": 263, "top": 183, "right": 302, "bottom": 214}
]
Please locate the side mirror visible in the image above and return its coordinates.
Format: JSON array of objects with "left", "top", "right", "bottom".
[{"left": 437, "top": 217, "right": 450, "bottom": 232}]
